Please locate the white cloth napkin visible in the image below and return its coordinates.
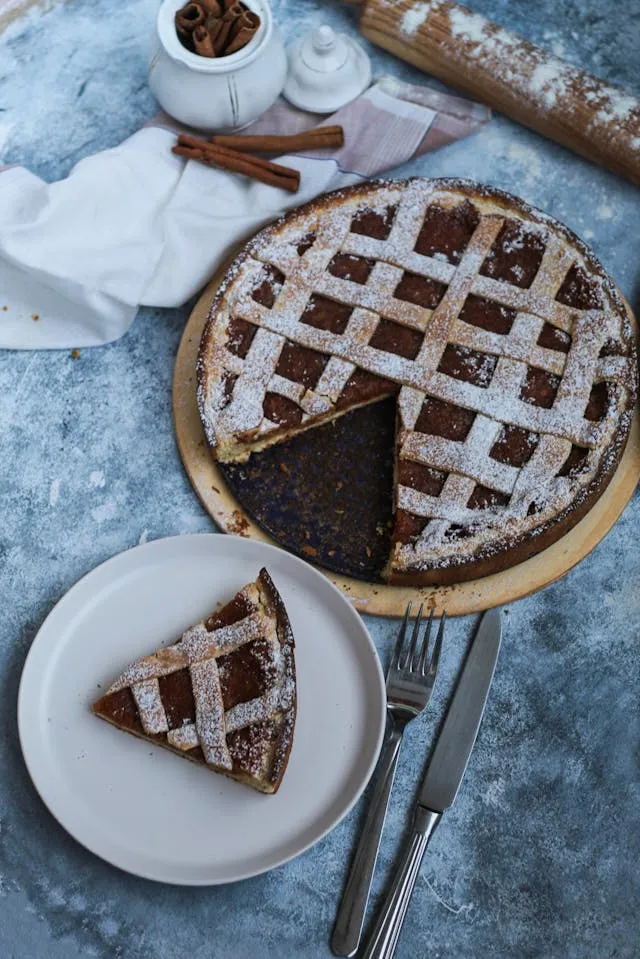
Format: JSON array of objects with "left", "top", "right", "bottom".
[{"left": 0, "top": 78, "right": 490, "bottom": 349}]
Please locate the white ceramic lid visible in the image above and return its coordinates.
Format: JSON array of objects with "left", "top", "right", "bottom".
[{"left": 284, "top": 25, "right": 372, "bottom": 113}]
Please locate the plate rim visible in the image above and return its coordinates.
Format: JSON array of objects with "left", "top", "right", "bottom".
[{"left": 17, "top": 533, "right": 386, "bottom": 886}]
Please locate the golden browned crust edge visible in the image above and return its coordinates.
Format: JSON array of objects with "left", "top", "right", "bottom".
[{"left": 256, "top": 567, "right": 296, "bottom": 793}]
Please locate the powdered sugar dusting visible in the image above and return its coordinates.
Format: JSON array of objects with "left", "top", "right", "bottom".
[
  {"left": 131, "top": 679, "right": 168, "bottom": 735},
  {"left": 448, "top": 6, "right": 489, "bottom": 43},
  {"left": 167, "top": 724, "right": 199, "bottom": 751},
  {"left": 190, "top": 658, "right": 231, "bottom": 769},
  {"left": 401, "top": 1, "right": 432, "bottom": 37},
  {"left": 225, "top": 678, "right": 295, "bottom": 735},
  {"left": 199, "top": 178, "right": 636, "bottom": 577},
  {"left": 593, "top": 89, "right": 639, "bottom": 130},
  {"left": 99, "top": 573, "right": 296, "bottom": 786},
  {"left": 529, "top": 60, "right": 572, "bottom": 110}
]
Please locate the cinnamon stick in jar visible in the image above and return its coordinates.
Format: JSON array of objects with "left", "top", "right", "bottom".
[
  {"left": 193, "top": 24, "right": 215, "bottom": 57},
  {"left": 225, "top": 10, "right": 261, "bottom": 55},
  {"left": 212, "top": 5, "right": 243, "bottom": 56},
  {"left": 206, "top": 15, "right": 225, "bottom": 47},
  {"left": 199, "top": 0, "right": 222, "bottom": 15},
  {"left": 175, "top": 2, "right": 206, "bottom": 41}
]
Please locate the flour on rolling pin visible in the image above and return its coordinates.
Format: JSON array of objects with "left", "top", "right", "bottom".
[{"left": 359, "top": 0, "right": 640, "bottom": 184}]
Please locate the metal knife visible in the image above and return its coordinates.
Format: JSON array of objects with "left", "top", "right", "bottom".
[{"left": 361, "top": 607, "right": 502, "bottom": 959}]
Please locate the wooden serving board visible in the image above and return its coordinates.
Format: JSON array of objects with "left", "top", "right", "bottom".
[{"left": 173, "top": 269, "right": 640, "bottom": 618}]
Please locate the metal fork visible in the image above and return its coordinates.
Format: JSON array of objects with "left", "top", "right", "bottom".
[{"left": 331, "top": 604, "right": 446, "bottom": 958}]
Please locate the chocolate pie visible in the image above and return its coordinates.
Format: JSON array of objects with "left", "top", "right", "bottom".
[
  {"left": 197, "top": 179, "right": 637, "bottom": 584},
  {"left": 93, "top": 569, "right": 296, "bottom": 794}
]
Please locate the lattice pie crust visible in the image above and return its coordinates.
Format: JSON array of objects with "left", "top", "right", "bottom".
[
  {"left": 198, "top": 179, "right": 636, "bottom": 584},
  {"left": 93, "top": 569, "right": 296, "bottom": 794}
]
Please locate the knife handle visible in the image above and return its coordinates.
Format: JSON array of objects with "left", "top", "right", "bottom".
[
  {"left": 361, "top": 806, "right": 440, "bottom": 959},
  {"left": 331, "top": 725, "right": 403, "bottom": 957}
]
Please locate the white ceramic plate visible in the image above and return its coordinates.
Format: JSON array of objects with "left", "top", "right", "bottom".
[{"left": 18, "top": 534, "right": 385, "bottom": 885}]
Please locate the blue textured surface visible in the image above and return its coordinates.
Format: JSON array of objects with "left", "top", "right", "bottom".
[{"left": 1, "top": 1, "right": 639, "bottom": 957}]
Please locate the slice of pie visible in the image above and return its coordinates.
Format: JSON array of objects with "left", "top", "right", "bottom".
[
  {"left": 92, "top": 568, "right": 296, "bottom": 794},
  {"left": 197, "top": 178, "right": 637, "bottom": 585}
]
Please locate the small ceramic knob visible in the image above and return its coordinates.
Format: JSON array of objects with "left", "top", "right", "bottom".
[{"left": 284, "top": 24, "right": 371, "bottom": 113}]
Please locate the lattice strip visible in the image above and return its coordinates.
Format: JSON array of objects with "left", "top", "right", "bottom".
[
  {"left": 191, "top": 657, "right": 233, "bottom": 769},
  {"left": 398, "top": 487, "right": 486, "bottom": 525},
  {"left": 554, "top": 311, "right": 609, "bottom": 416},
  {"left": 220, "top": 329, "right": 284, "bottom": 436},
  {"left": 167, "top": 724, "right": 199, "bottom": 751},
  {"left": 131, "top": 679, "right": 168, "bottom": 735},
  {"left": 314, "top": 357, "right": 356, "bottom": 401},
  {"left": 341, "top": 232, "right": 455, "bottom": 286},
  {"left": 452, "top": 320, "right": 565, "bottom": 375},
  {"left": 398, "top": 386, "right": 426, "bottom": 431},
  {"left": 402, "top": 431, "right": 518, "bottom": 495},
  {"left": 340, "top": 307, "right": 381, "bottom": 347},
  {"left": 314, "top": 273, "right": 433, "bottom": 331},
  {"left": 268, "top": 374, "right": 305, "bottom": 404},
  {"left": 417, "top": 217, "right": 505, "bottom": 372},
  {"left": 508, "top": 434, "right": 573, "bottom": 515}
]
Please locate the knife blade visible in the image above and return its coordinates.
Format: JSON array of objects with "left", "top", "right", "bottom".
[{"left": 419, "top": 606, "right": 502, "bottom": 813}]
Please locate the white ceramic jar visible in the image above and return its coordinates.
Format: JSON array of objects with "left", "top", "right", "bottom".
[{"left": 149, "top": 0, "right": 287, "bottom": 131}]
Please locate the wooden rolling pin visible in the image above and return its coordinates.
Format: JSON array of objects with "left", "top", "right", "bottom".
[{"left": 357, "top": 0, "right": 640, "bottom": 184}]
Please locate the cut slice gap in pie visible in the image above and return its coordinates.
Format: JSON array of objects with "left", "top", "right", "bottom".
[{"left": 92, "top": 568, "right": 296, "bottom": 794}]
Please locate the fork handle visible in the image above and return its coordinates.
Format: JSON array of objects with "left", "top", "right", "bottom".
[
  {"left": 361, "top": 806, "right": 441, "bottom": 959},
  {"left": 331, "top": 725, "right": 403, "bottom": 957}
]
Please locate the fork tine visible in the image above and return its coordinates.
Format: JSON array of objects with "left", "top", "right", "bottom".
[
  {"left": 426, "top": 610, "right": 446, "bottom": 677},
  {"left": 404, "top": 603, "right": 423, "bottom": 671},
  {"left": 390, "top": 602, "right": 411, "bottom": 673},
  {"left": 417, "top": 609, "right": 434, "bottom": 673}
]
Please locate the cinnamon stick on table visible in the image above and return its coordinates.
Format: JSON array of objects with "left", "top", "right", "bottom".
[
  {"left": 211, "top": 125, "right": 345, "bottom": 153},
  {"left": 173, "top": 135, "right": 300, "bottom": 192}
]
